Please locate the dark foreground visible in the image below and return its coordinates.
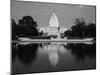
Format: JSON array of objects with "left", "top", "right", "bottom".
[{"left": 11, "top": 42, "right": 96, "bottom": 74}]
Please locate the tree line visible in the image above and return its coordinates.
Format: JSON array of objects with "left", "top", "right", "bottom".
[
  {"left": 64, "top": 18, "right": 96, "bottom": 39},
  {"left": 12, "top": 16, "right": 43, "bottom": 40},
  {"left": 12, "top": 16, "right": 96, "bottom": 40}
]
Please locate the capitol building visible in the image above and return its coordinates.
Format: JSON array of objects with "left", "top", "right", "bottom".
[{"left": 39, "top": 12, "right": 67, "bottom": 38}]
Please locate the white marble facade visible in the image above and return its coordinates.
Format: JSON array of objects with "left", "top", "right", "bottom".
[{"left": 39, "top": 13, "right": 67, "bottom": 36}]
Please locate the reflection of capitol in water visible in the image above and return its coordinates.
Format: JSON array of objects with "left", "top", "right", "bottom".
[
  {"left": 38, "top": 43, "right": 68, "bottom": 66},
  {"left": 12, "top": 42, "right": 96, "bottom": 74}
]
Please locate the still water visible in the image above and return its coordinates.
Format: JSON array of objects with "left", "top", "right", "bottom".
[{"left": 12, "top": 42, "right": 96, "bottom": 74}]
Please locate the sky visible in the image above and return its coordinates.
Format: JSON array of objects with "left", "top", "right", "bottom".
[{"left": 11, "top": 0, "right": 96, "bottom": 29}]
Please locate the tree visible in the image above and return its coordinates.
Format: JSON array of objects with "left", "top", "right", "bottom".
[
  {"left": 74, "top": 18, "right": 85, "bottom": 25},
  {"left": 18, "top": 16, "right": 39, "bottom": 36},
  {"left": 64, "top": 30, "right": 72, "bottom": 37},
  {"left": 85, "top": 23, "right": 96, "bottom": 37},
  {"left": 12, "top": 19, "right": 18, "bottom": 40},
  {"left": 64, "top": 18, "right": 96, "bottom": 38},
  {"left": 39, "top": 31, "right": 43, "bottom": 36},
  {"left": 73, "top": 18, "right": 86, "bottom": 38},
  {"left": 18, "top": 16, "right": 37, "bottom": 27}
]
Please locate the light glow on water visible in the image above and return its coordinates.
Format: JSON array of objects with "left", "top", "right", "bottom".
[
  {"left": 12, "top": 42, "right": 96, "bottom": 74},
  {"left": 38, "top": 43, "right": 68, "bottom": 66}
]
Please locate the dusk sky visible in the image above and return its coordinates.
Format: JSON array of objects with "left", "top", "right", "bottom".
[{"left": 11, "top": 1, "right": 96, "bottom": 29}]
